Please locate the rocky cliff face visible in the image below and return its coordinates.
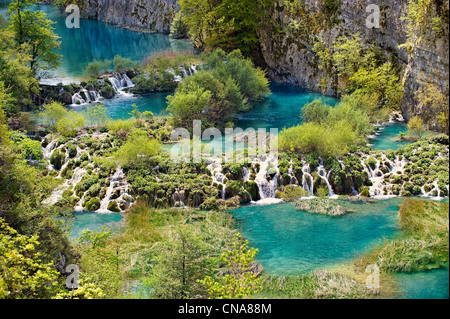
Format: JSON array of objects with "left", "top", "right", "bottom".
[
  {"left": 258, "top": 0, "right": 448, "bottom": 124},
  {"left": 402, "top": 4, "right": 449, "bottom": 128},
  {"left": 81, "top": 0, "right": 178, "bottom": 33}
]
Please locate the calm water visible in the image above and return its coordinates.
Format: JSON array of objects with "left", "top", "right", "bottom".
[
  {"left": 370, "top": 122, "right": 412, "bottom": 151},
  {"left": 0, "top": 3, "right": 192, "bottom": 82},
  {"left": 68, "top": 211, "right": 124, "bottom": 239},
  {"left": 2, "top": 1, "right": 445, "bottom": 299},
  {"left": 232, "top": 199, "right": 402, "bottom": 275},
  {"left": 394, "top": 264, "right": 449, "bottom": 299}
]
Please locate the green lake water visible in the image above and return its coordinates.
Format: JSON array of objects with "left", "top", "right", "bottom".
[
  {"left": 68, "top": 211, "right": 123, "bottom": 239},
  {"left": 231, "top": 199, "right": 403, "bottom": 275},
  {"left": 370, "top": 122, "right": 412, "bottom": 151}
]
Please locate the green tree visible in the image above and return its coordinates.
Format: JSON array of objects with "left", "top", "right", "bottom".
[
  {"left": 7, "top": 0, "right": 61, "bottom": 72},
  {"left": 116, "top": 130, "right": 161, "bottom": 165},
  {"left": 84, "top": 104, "right": 110, "bottom": 127},
  {"left": 179, "top": 0, "right": 270, "bottom": 55},
  {"left": 198, "top": 234, "right": 262, "bottom": 299},
  {"left": 415, "top": 83, "right": 449, "bottom": 134},
  {"left": 0, "top": 218, "right": 59, "bottom": 299},
  {"left": 84, "top": 59, "right": 111, "bottom": 78},
  {"left": 0, "top": 22, "right": 39, "bottom": 112},
  {"left": 407, "top": 116, "right": 426, "bottom": 138},
  {"left": 170, "top": 12, "right": 189, "bottom": 39},
  {"left": 40, "top": 101, "right": 68, "bottom": 129},
  {"left": 145, "top": 225, "right": 211, "bottom": 299},
  {"left": 113, "top": 55, "right": 138, "bottom": 73}
]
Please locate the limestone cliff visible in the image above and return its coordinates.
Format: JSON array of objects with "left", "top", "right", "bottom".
[
  {"left": 257, "top": 0, "right": 448, "bottom": 125},
  {"left": 80, "top": 0, "right": 178, "bottom": 33}
]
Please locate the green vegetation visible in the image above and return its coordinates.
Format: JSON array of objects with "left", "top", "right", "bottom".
[
  {"left": 7, "top": 0, "right": 61, "bottom": 73},
  {"left": 179, "top": 0, "right": 271, "bottom": 56},
  {"left": 314, "top": 34, "right": 403, "bottom": 108},
  {"left": 167, "top": 49, "right": 269, "bottom": 130},
  {"left": 113, "top": 55, "right": 139, "bottom": 73},
  {"left": 279, "top": 93, "right": 379, "bottom": 157},
  {"left": 258, "top": 271, "right": 375, "bottom": 299},
  {"left": 198, "top": 235, "right": 262, "bottom": 299},
  {"left": 407, "top": 116, "right": 426, "bottom": 139},
  {"left": 84, "top": 59, "right": 111, "bottom": 78},
  {"left": 355, "top": 199, "right": 449, "bottom": 273}
]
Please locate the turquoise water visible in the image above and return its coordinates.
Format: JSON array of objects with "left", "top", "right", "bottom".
[
  {"left": 231, "top": 199, "right": 402, "bottom": 275},
  {"left": 68, "top": 211, "right": 124, "bottom": 239},
  {"left": 0, "top": 3, "right": 192, "bottom": 81},
  {"left": 370, "top": 122, "right": 412, "bottom": 151},
  {"left": 235, "top": 83, "right": 338, "bottom": 130},
  {"left": 394, "top": 264, "right": 449, "bottom": 299}
]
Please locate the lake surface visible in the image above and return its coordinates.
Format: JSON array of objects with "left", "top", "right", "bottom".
[
  {"left": 0, "top": 2, "right": 192, "bottom": 83},
  {"left": 68, "top": 211, "right": 124, "bottom": 239},
  {"left": 231, "top": 198, "right": 449, "bottom": 299},
  {"left": 369, "top": 122, "right": 412, "bottom": 151},
  {"left": 232, "top": 199, "right": 402, "bottom": 275}
]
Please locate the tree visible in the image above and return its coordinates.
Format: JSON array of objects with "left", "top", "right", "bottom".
[
  {"left": 113, "top": 55, "right": 138, "bottom": 73},
  {"left": 179, "top": 0, "right": 270, "bottom": 55},
  {"left": 170, "top": 12, "right": 189, "bottom": 39},
  {"left": 7, "top": 0, "right": 61, "bottom": 73},
  {"left": 415, "top": 83, "right": 449, "bottom": 134},
  {"left": 84, "top": 104, "right": 110, "bottom": 127},
  {"left": 301, "top": 99, "right": 330, "bottom": 124},
  {"left": 40, "top": 101, "right": 68, "bottom": 129},
  {"left": 0, "top": 218, "right": 59, "bottom": 299},
  {"left": 144, "top": 225, "right": 211, "bottom": 299},
  {"left": 84, "top": 59, "right": 111, "bottom": 78},
  {"left": 0, "top": 21, "right": 39, "bottom": 112},
  {"left": 407, "top": 116, "right": 426, "bottom": 138},
  {"left": 198, "top": 234, "right": 262, "bottom": 299},
  {"left": 116, "top": 130, "right": 161, "bottom": 165}
]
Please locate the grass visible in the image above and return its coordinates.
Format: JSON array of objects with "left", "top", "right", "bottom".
[
  {"left": 257, "top": 271, "right": 376, "bottom": 299},
  {"left": 143, "top": 49, "right": 200, "bottom": 72},
  {"left": 354, "top": 199, "right": 449, "bottom": 273},
  {"left": 110, "top": 202, "right": 237, "bottom": 281}
]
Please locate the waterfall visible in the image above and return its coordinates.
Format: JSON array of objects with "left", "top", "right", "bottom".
[
  {"left": 43, "top": 137, "right": 57, "bottom": 162},
  {"left": 98, "top": 167, "right": 129, "bottom": 214},
  {"left": 317, "top": 165, "right": 335, "bottom": 197},
  {"left": 173, "top": 190, "right": 186, "bottom": 207},
  {"left": 108, "top": 73, "right": 135, "bottom": 96},
  {"left": 254, "top": 155, "right": 279, "bottom": 199},
  {"left": 302, "top": 163, "right": 314, "bottom": 195},
  {"left": 207, "top": 158, "right": 227, "bottom": 200}
]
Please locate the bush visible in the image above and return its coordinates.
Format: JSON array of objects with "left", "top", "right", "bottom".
[
  {"left": 85, "top": 60, "right": 111, "bottom": 78},
  {"left": 85, "top": 198, "right": 101, "bottom": 211}
]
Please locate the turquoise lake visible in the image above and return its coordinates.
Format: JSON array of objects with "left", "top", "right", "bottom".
[
  {"left": 232, "top": 199, "right": 402, "bottom": 275},
  {"left": 370, "top": 122, "right": 412, "bottom": 151},
  {"left": 68, "top": 211, "right": 123, "bottom": 239}
]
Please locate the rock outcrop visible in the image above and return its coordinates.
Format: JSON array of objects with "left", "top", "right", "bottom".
[
  {"left": 81, "top": 0, "right": 178, "bottom": 33},
  {"left": 258, "top": 0, "right": 448, "bottom": 124}
]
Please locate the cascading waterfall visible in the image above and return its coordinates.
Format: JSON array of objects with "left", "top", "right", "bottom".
[
  {"left": 108, "top": 73, "right": 135, "bottom": 97},
  {"left": 254, "top": 155, "right": 279, "bottom": 200},
  {"left": 317, "top": 164, "right": 335, "bottom": 197},
  {"left": 302, "top": 163, "right": 314, "bottom": 195},
  {"left": 207, "top": 158, "right": 227, "bottom": 200},
  {"left": 98, "top": 167, "right": 130, "bottom": 213}
]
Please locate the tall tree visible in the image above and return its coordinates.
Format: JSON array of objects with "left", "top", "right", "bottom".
[{"left": 7, "top": 0, "right": 61, "bottom": 73}]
